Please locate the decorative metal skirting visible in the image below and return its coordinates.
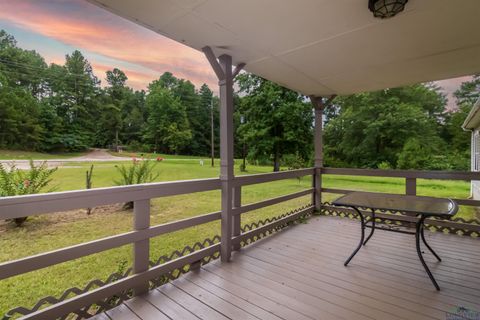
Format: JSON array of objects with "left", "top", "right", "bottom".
[
  {"left": 3, "top": 206, "right": 311, "bottom": 320},
  {"left": 148, "top": 235, "right": 221, "bottom": 289},
  {"left": 239, "top": 204, "right": 314, "bottom": 246},
  {"left": 2, "top": 266, "right": 133, "bottom": 320},
  {"left": 2, "top": 236, "right": 221, "bottom": 320},
  {"left": 320, "top": 202, "right": 480, "bottom": 237}
]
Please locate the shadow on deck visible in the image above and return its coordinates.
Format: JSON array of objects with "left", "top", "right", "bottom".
[{"left": 93, "top": 216, "right": 480, "bottom": 320}]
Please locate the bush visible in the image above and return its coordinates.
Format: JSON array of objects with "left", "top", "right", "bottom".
[
  {"left": 114, "top": 159, "right": 159, "bottom": 209},
  {"left": 377, "top": 161, "right": 392, "bottom": 170},
  {"left": 0, "top": 160, "right": 57, "bottom": 226},
  {"left": 283, "top": 152, "right": 306, "bottom": 170},
  {"left": 283, "top": 152, "right": 306, "bottom": 182},
  {"left": 127, "top": 140, "right": 150, "bottom": 153}
]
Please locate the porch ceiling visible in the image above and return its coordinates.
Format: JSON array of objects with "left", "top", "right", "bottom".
[{"left": 87, "top": 0, "right": 480, "bottom": 96}]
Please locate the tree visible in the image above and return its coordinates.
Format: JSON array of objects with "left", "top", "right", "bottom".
[
  {"left": 454, "top": 74, "right": 480, "bottom": 107},
  {"left": 324, "top": 86, "right": 445, "bottom": 169},
  {"left": 43, "top": 50, "right": 101, "bottom": 150},
  {"left": 436, "top": 75, "right": 480, "bottom": 169},
  {"left": 0, "top": 78, "right": 43, "bottom": 149},
  {"left": 236, "top": 73, "right": 313, "bottom": 171},
  {"left": 96, "top": 68, "right": 131, "bottom": 148},
  {"left": 144, "top": 86, "right": 192, "bottom": 154}
]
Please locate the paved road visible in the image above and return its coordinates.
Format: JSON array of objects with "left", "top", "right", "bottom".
[
  {"left": 0, "top": 149, "right": 133, "bottom": 169},
  {"left": 0, "top": 149, "right": 208, "bottom": 169}
]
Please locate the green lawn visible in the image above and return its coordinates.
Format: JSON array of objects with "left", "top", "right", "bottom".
[
  {"left": 0, "top": 160, "right": 476, "bottom": 316},
  {"left": 0, "top": 149, "right": 86, "bottom": 160}
]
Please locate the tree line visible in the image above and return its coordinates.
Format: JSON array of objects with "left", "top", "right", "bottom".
[
  {"left": 1, "top": 29, "right": 478, "bottom": 171},
  {"left": 236, "top": 72, "right": 478, "bottom": 171},
  {"left": 0, "top": 30, "right": 219, "bottom": 156}
]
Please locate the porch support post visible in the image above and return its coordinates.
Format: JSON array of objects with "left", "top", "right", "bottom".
[
  {"left": 310, "top": 96, "right": 324, "bottom": 212},
  {"left": 310, "top": 95, "right": 335, "bottom": 212},
  {"left": 202, "top": 46, "right": 245, "bottom": 262}
]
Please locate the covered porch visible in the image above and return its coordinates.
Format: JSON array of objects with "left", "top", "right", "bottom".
[
  {"left": 1, "top": 0, "right": 480, "bottom": 319},
  {"left": 95, "top": 216, "right": 480, "bottom": 320}
]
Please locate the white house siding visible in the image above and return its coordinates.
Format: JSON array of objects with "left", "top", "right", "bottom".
[{"left": 472, "top": 130, "right": 480, "bottom": 200}]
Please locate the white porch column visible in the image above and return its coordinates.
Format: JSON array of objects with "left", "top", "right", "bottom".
[{"left": 203, "top": 47, "right": 245, "bottom": 262}]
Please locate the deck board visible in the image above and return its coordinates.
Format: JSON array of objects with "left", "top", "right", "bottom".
[
  {"left": 123, "top": 296, "right": 170, "bottom": 320},
  {"left": 99, "top": 216, "right": 480, "bottom": 320}
]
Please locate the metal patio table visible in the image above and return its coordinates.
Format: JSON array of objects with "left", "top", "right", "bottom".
[{"left": 332, "top": 192, "right": 458, "bottom": 290}]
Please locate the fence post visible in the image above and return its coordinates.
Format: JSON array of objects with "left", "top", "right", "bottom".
[
  {"left": 133, "top": 199, "right": 150, "bottom": 296},
  {"left": 406, "top": 178, "right": 417, "bottom": 195},
  {"left": 232, "top": 186, "right": 242, "bottom": 251}
]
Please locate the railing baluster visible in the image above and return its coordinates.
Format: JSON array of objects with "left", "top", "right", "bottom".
[
  {"left": 133, "top": 199, "right": 150, "bottom": 296},
  {"left": 314, "top": 168, "right": 322, "bottom": 211},
  {"left": 406, "top": 177, "right": 417, "bottom": 196},
  {"left": 232, "top": 186, "right": 242, "bottom": 251}
]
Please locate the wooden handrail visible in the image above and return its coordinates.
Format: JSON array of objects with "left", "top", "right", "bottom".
[
  {"left": 322, "top": 167, "right": 480, "bottom": 181},
  {"left": 0, "top": 178, "right": 221, "bottom": 219},
  {"left": 233, "top": 168, "right": 314, "bottom": 187},
  {"left": 321, "top": 188, "right": 480, "bottom": 207},
  {"left": 232, "top": 188, "right": 314, "bottom": 216}
]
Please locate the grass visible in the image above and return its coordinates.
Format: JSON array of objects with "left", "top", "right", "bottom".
[
  {"left": 0, "top": 149, "right": 86, "bottom": 160},
  {"left": 0, "top": 160, "right": 477, "bottom": 316}
]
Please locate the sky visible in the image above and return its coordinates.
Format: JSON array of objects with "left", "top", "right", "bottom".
[
  {"left": 0, "top": 0, "right": 217, "bottom": 91},
  {"left": 0, "top": 0, "right": 472, "bottom": 109}
]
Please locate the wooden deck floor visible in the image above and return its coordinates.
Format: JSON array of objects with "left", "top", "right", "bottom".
[{"left": 93, "top": 216, "right": 480, "bottom": 320}]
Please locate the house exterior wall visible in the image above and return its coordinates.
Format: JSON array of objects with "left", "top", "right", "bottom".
[{"left": 471, "top": 129, "right": 480, "bottom": 200}]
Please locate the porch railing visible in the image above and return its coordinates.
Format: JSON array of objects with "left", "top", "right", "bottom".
[
  {"left": 320, "top": 168, "right": 480, "bottom": 236},
  {"left": 2, "top": 167, "right": 479, "bottom": 319},
  {"left": 0, "top": 169, "right": 314, "bottom": 319}
]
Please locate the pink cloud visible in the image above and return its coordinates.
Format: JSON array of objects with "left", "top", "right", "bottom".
[
  {"left": 435, "top": 76, "right": 473, "bottom": 111},
  {"left": 0, "top": 0, "right": 217, "bottom": 91},
  {"left": 91, "top": 62, "right": 157, "bottom": 91}
]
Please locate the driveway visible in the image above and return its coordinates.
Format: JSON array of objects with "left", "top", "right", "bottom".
[{"left": 0, "top": 149, "right": 133, "bottom": 169}]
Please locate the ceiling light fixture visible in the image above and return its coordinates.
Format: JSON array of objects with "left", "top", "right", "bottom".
[{"left": 368, "top": 0, "right": 408, "bottom": 19}]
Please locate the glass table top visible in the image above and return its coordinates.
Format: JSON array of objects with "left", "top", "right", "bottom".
[{"left": 332, "top": 192, "right": 458, "bottom": 216}]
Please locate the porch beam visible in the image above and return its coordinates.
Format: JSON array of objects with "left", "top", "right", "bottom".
[
  {"left": 232, "top": 63, "right": 246, "bottom": 78},
  {"left": 202, "top": 46, "right": 225, "bottom": 80},
  {"left": 203, "top": 46, "right": 245, "bottom": 262}
]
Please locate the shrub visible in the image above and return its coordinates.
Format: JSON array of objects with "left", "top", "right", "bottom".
[
  {"left": 86, "top": 165, "right": 94, "bottom": 215},
  {"left": 0, "top": 160, "right": 57, "bottom": 226},
  {"left": 283, "top": 152, "right": 306, "bottom": 182},
  {"left": 377, "top": 161, "right": 392, "bottom": 170},
  {"left": 114, "top": 159, "right": 159, "bottom": 209}
]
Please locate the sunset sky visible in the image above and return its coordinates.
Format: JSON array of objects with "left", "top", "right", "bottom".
[{"left": 0, "top": 0, "right": 472, "bottom": 109}]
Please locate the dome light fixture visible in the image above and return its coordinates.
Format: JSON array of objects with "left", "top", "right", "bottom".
[{"left": 368, "top": 0, "right": 408, "bottom": 19}]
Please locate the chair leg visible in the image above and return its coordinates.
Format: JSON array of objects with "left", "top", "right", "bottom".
[
  {"left": 416, "top": 215, "right": 440, "bottom": 290},
  {"left": 363, "top": 209, "right": 375, "bottom": 246},
  {"left": 344, "top": 206, "right": 365, "bottom": 266},
  {"left": 421, "top": 222, "right": 442, "bottom": 262}
]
